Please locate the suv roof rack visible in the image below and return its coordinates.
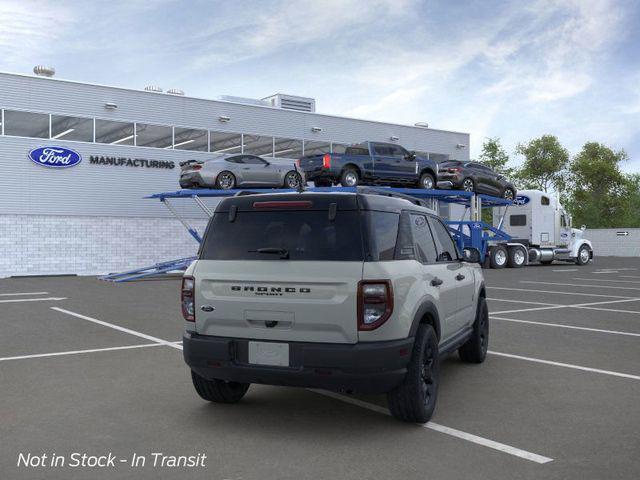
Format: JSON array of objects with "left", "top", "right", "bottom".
[{"left": 355, "top": 186, "right": 431, "bottom": 208}]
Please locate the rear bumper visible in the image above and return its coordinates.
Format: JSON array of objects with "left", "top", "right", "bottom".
[
  {"left": 179, "top": 172, "right": 207, "bottom": 188},
  {"left": 183, "top": 331, "right": 414, "bottom": 394},
  {"left": 436, "top": 180, "right": 454, "bottom": 189},
  {"left": 302, "top": 167, "right": 337, "bottom": 183}
]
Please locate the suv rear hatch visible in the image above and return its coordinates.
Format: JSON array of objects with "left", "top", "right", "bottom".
[{"left": 193, "top": 194, "right": 364, "bottom": 344}]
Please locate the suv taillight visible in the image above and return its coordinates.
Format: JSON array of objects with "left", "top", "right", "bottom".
[
  {"left": 181, "top": 276, "right": 195, "bottom": 322},
  {"left": 322, "top": 153, "right": 331, "bottom": 168},
  {"left": 358, "top": 280, "right": 393, "bottom": 331}
]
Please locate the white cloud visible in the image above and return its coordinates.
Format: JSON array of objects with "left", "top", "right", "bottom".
[
  {"left": 188, "top": 0, "right": 416, "bottom": 70},
  {"left": 0, "top": 0, "right": 74, "bottom": 68}
]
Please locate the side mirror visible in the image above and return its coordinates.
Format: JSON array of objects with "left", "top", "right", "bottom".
[
  {"left": 462, "top": 248, "right": 480, "bottom": 263},
  {"left": 405, "top": 151, "right": 416, "bottom": 161}
]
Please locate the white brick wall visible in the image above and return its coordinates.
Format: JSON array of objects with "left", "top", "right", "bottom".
[
  {"left": 0, "top": 215, "right": 208, "bottom": 278},
  {"left": 584, "top": 228, "right": 640, "bottom": 257}
]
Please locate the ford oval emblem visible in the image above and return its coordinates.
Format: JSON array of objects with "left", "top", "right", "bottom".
[
  {"left": 28, "top": 146, "right": 82, "bottom": 168},
  {"left": 514, "top": 195, "right": 530, "bottom": 206}
]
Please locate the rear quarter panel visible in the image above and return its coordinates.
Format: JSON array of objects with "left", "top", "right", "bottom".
[{"left": 359, "top": 260, "right": 442, "bottom": 342}]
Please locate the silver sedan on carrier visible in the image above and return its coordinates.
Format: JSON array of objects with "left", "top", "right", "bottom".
[{"left": 179, "top": 154, "right": 305, "bottom": 190}]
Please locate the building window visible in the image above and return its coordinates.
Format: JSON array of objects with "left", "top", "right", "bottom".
[
  {"left": 135, "top": 123, "right": 172, "bottom": 149},
  {"left": 95, "top": 119, "right": 135, "bottom": 145},
  {"left": 3, "top": 110, "right": 49, "bottom": 138},
  {"left": 173, "top": 127, "right": 208, "bottom": 151},
  {"left": 273, "top": 137, "right": 303, "bottom": 159},
  {"left": 243, "top": 135, "right": 274, "bottom": 156},
  {"left": 51, "top": 115, "right": 93, "bottom": 142},
  {"left": 210, "top": 131, "right": 242, "bottom": 154},
  {"left": 303, "top": 140, "right": 331, "bottom": 156},
  {"left": 331, "top": 143, "right": 348, "bottom": 154}
]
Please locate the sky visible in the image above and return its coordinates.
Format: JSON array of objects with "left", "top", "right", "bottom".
[{"left": 1, "top": 0, "right": 639, "bottom": 172}]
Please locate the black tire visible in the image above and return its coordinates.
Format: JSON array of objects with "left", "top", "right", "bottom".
[
  {"left": 387, "top": 324, "right": 439, "bottom": 423},
  {"left": 418, "top": 172, "right": 435, "bottom": 190},
  {"left": 191, "top": 370, "right": 250, "bottom": 403},
  {"left": 461, "top": 178, "right": 475, "bottom": 192},
  {"left": 283, "top": 170, "right": 303, "bottom": 189},
  {"left": 340, "top": 167, "right": 359, "bottom": 187},
  {"left": 459, "top": 297, "right": 489, "bottom": 363},
  {"left": 507, "top": 246, "right": 526, "bottom": 268},
  {"left": 502, "top": 187, "right": 515, "bottom": 200},
  {"left": 215, "top": 171, "right": 236, "bottom": 190},
  {"left": 489, "top": 245, "right": 507, "bottom": 269},
  {"left": 576, "top": 245, "right": 591, "bottom": 265}
]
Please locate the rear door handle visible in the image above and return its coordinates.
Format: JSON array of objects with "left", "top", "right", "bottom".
[
  {"left": 431, "top": 277, "right": 443, "bottom": 287},
  {"left": 456, "top": 274, "right": 465, "bottom": 281}
]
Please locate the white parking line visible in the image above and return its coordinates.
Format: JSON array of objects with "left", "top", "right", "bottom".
[
  {"left": 573, "top": 305, "right": 640, "bottom": 315},
  {"left": 491, "top": 305, "right": 567, "bottom": 315},
  {"left": 488, "top": 351, "right": 640, "bottom": 381},
  {"left": 0, "top": 297, "right": 67, "bottom": 304},
  {"left": 596, "top": 268, "right": 637, "bottom": 271},
  {"left": 488, "top": 286, "right": 637, "bottom": 299},
  {"left": 0, "top": 343, "right": 162, "bottom": 362},
  {"left": 490, "top": 298, "right": 640, "bottom": 315},
  {"left": 0, "top": 292, "right": 49, "bottom": 296},
  {"left": 51, "top": 307, "right": 183, "bottom": 350},
  {"left": 491, "top": 316, "right": 640, "bottom": 338},
  {"left": 573, "top": 278, "right": 640, "bottom": 284},
  {"left": 621, "top": 275, "right": 640, "bottom": 279},
  {"left": 521, "top": 281, "right": 640, "bottom": 291},
  {"left": 487, "top": 298, "right": 560, "bottom": 307},
  {"left": 552, "top": 269, "right": 578, "bottom": 272},
  {"left": 309, "top": 389, "right": 553, "bottom": 464}
]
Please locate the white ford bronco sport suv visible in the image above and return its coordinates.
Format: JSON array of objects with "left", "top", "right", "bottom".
[{"left": 182, "top": 189, "right": 488, "bottom": 423}]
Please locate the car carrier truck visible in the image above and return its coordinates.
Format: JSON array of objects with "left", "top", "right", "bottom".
[{"left": 487, "top": 189, "right": 593, "bottom": 268}]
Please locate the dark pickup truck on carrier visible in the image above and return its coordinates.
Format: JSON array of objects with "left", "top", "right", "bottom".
[{"left": 298, "top": 141, "right": 439, "bottom": 189}]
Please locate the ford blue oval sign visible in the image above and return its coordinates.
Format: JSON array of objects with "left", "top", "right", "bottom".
[
  {"left": 514, "top": 195, "right": 530, "bottom": 206},
  {"left": 28, "top": 146, "right": 82, "bottom": 168}
]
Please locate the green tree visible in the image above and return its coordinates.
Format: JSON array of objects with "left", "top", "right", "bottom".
[
  {"left": 621, "top": 174, "right": 640, "bottom": 227},
  {"left": 515, "top": 135, "right": 569, "bottom": 192},
  {"left": 478, "top": 137, "right": 514, "bottom": 177},
  {"left": 566, "top": 142, "right": 632, "bottom": 228}
]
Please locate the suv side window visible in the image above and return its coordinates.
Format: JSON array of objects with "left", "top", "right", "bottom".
[
  {"left": 428, "top": 217, "right": 459, "bottom": 262},
  {"left": 243, "top": 155, "right": 267, "bottom": 165},
  {"left": 345, "top": 146, "right": 369, "bottom": 156},
  {"left": 367, "top": 211, "right": 400, "bottom": 261},
  {"left": 409, "top": 213, "right": 437, "bottom": 263},
  {"left": 373, "top": 144, "right": 392, "bottom": 156},
  {"left": 388, "top": 145, "right": 407, "bottom": 158}
]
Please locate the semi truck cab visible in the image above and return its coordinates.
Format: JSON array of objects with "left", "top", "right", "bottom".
[{"left": 490, "top": 189, "right": 593, "bottom": 267}]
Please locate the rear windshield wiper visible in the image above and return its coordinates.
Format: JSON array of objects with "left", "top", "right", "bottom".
[{"left": 248, "top": 247, "right": 290, "bottom": 259}]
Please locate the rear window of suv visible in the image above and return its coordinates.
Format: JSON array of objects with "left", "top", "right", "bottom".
[
  {"left": 200, "top": 208, "right": 402, "bottom": 262},
  {"left": 200, "top": 210, "right": 365, "bottom": 261}
]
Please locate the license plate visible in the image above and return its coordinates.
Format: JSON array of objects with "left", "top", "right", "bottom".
[{"left": 248, "top": 341, "right": 289, "bottom": 367}]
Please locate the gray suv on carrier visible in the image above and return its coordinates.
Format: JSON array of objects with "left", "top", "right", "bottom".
[{"left": 182, "top": 188, "right": 488, "bottom": 423}]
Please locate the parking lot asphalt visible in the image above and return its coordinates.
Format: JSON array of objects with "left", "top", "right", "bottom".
[{"left": 1, "top": 257, "right": 639, "bottom": 479}]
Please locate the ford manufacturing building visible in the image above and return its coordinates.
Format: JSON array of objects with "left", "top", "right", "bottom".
[{"left": 0, "top": 69, "right": 470, "bottom": 278}]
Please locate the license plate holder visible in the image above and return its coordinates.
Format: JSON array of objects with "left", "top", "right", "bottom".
[{"left": 248, "top": 341, "right": 290, "bottom": 367}]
